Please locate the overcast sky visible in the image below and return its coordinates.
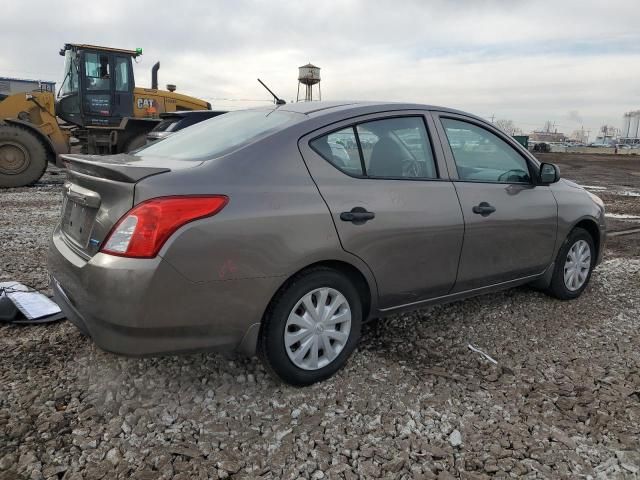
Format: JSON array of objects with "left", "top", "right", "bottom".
[{"left": 3, "top": 0, "right": 639, "bottom": 139}]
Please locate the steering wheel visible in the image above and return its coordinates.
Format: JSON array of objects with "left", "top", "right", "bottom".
[
  {"left": 402, "top": 159, "right": 421, "bottom": 177},
  {"left": 498, "top": 169, "right": 529, "bottom": 183}
]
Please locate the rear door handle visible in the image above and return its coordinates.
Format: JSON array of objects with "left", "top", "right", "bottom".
[
  {"left": 340, "top": 207, "right": 375, "bottom": 224},
  {"left": 472, "top": 202, "right": 496, "bottom": 216}
]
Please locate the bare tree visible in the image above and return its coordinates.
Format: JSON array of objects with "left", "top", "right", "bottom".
[{"left": 494, "top": 119, "right": 521, "bottom": 136}]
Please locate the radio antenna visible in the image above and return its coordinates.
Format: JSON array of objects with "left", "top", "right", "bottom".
[{"left": 257, "top": 78, "right": 285, "bottom": 105}]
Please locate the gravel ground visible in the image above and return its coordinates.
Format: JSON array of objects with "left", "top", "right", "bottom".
[{"left": 1, "top": 162, "right": 639, "bottom": 480}]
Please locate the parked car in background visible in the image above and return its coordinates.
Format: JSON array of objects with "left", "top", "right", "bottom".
[
  {"left": 146, "top": 110, "right": 228, "bottom": 144},
  {"left": 48, "top": 102, "right": 606, "bottom": 386},
  {"left": 532, "top": 142, "right": 551, "bottom": 153}
]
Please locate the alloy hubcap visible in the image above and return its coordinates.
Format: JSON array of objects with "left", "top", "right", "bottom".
[
  {"left": 563, "top": 239, "right": 591, "bottom": 291},
  {"left": 284, "top": 287, "right": 352, "bottom": 371},
  {"left": 0, "top": 142, "right": 29, "bottom": 175}
]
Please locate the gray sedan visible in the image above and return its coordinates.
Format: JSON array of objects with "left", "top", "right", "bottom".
[{"left": 48, "top": 102, "right": 606, "bottom": 385}]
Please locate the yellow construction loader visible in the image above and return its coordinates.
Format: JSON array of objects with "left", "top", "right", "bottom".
[{"left": 0, "top": 44, "right": 210, "bottom": 187}]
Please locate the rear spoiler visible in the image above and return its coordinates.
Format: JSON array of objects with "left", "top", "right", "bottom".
[{"left": 60, "top": 154, "right": 170, "bottom": 183}]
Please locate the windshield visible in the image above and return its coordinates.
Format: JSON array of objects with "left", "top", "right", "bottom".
[
  {"left": 135, "top": 110, "right": 298, "bottom": 160},
  {"left": 151, "top": 118, "right": 180, "bottom": 133},
  {"left": 59, "top": 50, "right": 79, "bottom": 97}
]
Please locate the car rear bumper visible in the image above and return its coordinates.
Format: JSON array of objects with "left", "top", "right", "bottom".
[{"left": 48, "top": 228, "right": 283, "bottom": 356}]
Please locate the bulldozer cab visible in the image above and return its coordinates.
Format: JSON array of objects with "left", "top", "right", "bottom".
[{"left": 57, "top": 44, "right": 136, "bottom": 127}]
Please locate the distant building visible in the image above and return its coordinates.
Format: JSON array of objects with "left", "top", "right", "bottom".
[
  {"left": 530, "top": 130, "right": 566, "bottom": 142},
  {"left": 593, "top": 125, "right": 618, "bottom": 146},
  {"left": 530, "top": 120, "right": 566, "bottom": 143},
  {"left": 568, "top": 127, "right": 589, "bottom": 144},
  {"left": 0, "top": 77, "right": 56, "bottom": 96}
]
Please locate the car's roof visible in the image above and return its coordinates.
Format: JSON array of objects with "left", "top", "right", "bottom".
[
  {"left": 256, "top": 101, "right": 482, "bottom": 122},
  {"left": 159, "top": 110, "right": 227, "bottom": 119}
]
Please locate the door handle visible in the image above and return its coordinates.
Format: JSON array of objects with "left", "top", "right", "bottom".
[
  {"left": 340, "top": 207, "right": 375, "bottom": 224},
  {"left": 472, "top": 202, "right": 496, "bottom": 216}
]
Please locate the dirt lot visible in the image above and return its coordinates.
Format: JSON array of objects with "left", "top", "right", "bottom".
[
  {"left": 538, "top": 153, "right": 640, "bottom": 259},
  {"left": 1, "top": 156, "right": 639, "bottom": 480}
]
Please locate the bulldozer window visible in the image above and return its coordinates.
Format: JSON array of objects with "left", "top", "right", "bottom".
[
  {"left": 114, "top": 57, "right": 130, "bottom": 92},
  {"left": 60, "top": 50, "right": 79, "bottom": 96},
  {"left": 85, "top": 53, "right": 110, "bottom": 91}
]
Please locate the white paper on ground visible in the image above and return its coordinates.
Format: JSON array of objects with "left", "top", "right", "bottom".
[
  {"left": 468, "top": 343, "right": 498, "bottom": 365},
  {"left": 0, "top": 282, "right": 61, "bottom": 320}
]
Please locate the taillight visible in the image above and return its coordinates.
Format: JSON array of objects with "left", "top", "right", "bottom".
[{"left": 101, "top": 195, "right": 228, "bottom": 258}]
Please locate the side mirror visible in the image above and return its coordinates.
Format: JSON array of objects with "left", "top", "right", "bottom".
[{"left": 539, "top": 162, "right": 560, "bottom": 184}]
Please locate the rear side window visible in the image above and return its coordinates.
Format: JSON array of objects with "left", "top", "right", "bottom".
[
  {"left": 311, "top": 116, "right": 437, "bottom": 179},
  {"left": 310, "top": 127, "right": 363, "bottom": 175},
  {"left": 135, "top": 110, "right": 298, "bottom": 160},
  {"left": 441, "top": 118, "right": 531, "bottom": 183},
  {"left": 357, "top": 117, "right": 436, "bottom": 178}
]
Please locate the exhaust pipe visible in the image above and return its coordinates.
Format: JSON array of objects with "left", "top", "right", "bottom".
[{"left": 151, "top": 62, "right": 160, "bottom": 89}]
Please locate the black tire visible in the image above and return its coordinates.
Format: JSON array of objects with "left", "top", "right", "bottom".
[
  {"left": 545, "top": 227, "right": 596, "bottom": 300},
  {"left": 258, "top": 267, "right": 363, "bottom": 386},
  {"left": 0, "top": 124, "right": 47, "bottom": 188}
]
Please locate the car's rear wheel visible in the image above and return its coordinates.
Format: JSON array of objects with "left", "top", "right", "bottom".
[
  {"left": 258, "top": 267, "right": 362, "bottom": 386},
  {"left": 546, "top": 227, "right": 595, "bottom": 300}
]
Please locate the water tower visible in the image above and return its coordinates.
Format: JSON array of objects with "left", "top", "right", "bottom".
[{"left": 297, "top": 63, "right": 321, "bottom": 102}]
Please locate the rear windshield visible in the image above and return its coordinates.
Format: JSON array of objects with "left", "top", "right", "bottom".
[{"left": 135, "top": 110, "right": 298, "bottom": 160}]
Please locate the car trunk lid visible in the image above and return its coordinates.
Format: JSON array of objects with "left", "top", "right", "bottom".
[{"left": 58, "top": 153, "right": 200, "bottom": 258}]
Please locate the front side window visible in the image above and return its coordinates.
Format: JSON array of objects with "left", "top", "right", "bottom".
[
  {"left": 311, "top": 116, "right": 437, "bottom": 179},
  {"left": 442, "top": 118, "right": 531, "bottom": 183},
  {"left": 310, "top": 127, "right": 363, "bottom": 175},
  {"left": 84, "top": 53, "right": 110, "bottom": 91}
]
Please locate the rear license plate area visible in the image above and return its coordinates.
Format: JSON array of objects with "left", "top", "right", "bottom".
[{"left": 61, "top": 199, "right": 96, "bottom": 247}]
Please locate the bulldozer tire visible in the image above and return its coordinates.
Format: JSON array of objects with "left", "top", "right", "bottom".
[
  {"left": 0, "top": 124, "right": 48, "bottom": 188},
  {"left": 124, "top": 133, "right": 148, "bottom": 152}
]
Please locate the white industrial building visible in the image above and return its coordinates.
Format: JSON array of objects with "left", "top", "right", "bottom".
[
  {"left": 620, "top": 110, "right": 640, "bottom": 145},
  {"left": 0, "top": 77, "right": 55, "bottom": 97}
]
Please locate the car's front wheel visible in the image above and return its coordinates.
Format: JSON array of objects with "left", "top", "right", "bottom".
[
  {"left": 546, "top": 227, "right": 596, "bottom": 300},
  {"left": 259, "top": 267, "right": 362, "bottom": 386}
]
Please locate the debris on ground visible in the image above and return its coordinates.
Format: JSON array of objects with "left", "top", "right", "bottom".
[
  {"left": 467, "top": 343, "right": 498, "bottom": 365},
  {"left": 0, "top": 281, "right": 63, "bottom": 324}
]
